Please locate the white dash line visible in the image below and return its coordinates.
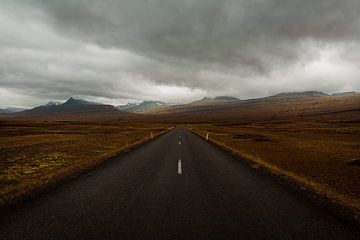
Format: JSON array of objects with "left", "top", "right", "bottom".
[
  {"left": 179, "top": 141, "right": 181, "bottom": 145},
  {"left": 178, "top": 159, "right": 182, "bottom": 175}
]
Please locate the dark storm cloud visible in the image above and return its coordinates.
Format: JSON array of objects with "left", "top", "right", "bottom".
[
  {"left": 1, "top": 0, "right": 360, "bottom": 107},
  {"left": 34, "top": 0, "right": 360, "bottom": 71}
]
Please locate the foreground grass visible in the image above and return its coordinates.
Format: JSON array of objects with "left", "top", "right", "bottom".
[
  {"left": 188, "top": 121, "right": 360, "bottom": 213},
  {"left": 0, "top": 121, "right": 171, "bottom": 205}
]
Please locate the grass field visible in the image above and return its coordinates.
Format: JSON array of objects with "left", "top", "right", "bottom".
[
  {"left": 188, "top": 120, "right": 360, "bottom": 213},
  {"left": 0, "top": 120, "right": 171, "bottom": 206}
]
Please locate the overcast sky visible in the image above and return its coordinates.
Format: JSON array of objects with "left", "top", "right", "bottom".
[{"left": 1, "top": 0, "right": 360, "bottom": 108}]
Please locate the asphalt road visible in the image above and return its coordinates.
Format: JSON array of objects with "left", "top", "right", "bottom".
[{"left": 0, "top": 126, "right": 359, "bottom": 239}]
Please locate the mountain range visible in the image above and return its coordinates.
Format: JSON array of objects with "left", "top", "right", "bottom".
[
  {"left": 147, "top": 91, "right": 360, "bottom": 123},
  {"left": 187, "top": 96, "right": 240, "bottom": 106},
  {"left": 0, "top": 107, "right": 27, "bottom": 114},
  {"left": 117, "top": 101, "right": 173, "bottom": 113},
  {"left": 4, "top": 97, "right": 135, "bottom": 121},
  {"left": 1, "top": 91, "right": 359, "bottom": 122}
]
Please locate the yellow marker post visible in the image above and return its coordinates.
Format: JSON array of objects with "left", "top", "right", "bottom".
[
  {"left": 206, "top": 133, "right": 209, "bottom": 141},
  {"left": 151, "top": 131, "right": 154, "bottom": 140}
]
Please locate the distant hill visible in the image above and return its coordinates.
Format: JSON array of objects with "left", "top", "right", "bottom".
[
  {"left": 124, "top": 97, "right": 240, "bottom": 113},
  {"left": 2, "top": 90, "right": 359, "bottom": 122},
  {"left": 117, "top": 101, "right": 172, "bottom": 113},
  {"left": 269, "top": 91, "right": 328, "bottom": 99},
  {"left": 332, "top": 91, "right": 359, "bottom": 97},
  {"left": 214, "top": 96, "right": 240, "bottom": 101},
  {"left": 62, "top": 97, "right": 98, "bottom": 105},
  {"left": 150, "top": 90, "right": 360, "bottom": 123},
  {"left": 45, "top": 101, "right": 62, "bottom": 106},
  {"left": 117, "top": 103, "right": 139, "bottom": 111},
  {"left": 189, "top": 96, "right": 240, "bottom": 106},
  {"left": 0, "top": 109, "right": 11, "bottom": 114},
  {"left": 0, "top": 107, "right": 27, "bottom": 113},
  {"left": 11, "top": 97, "right": 136, "bottom": 121}
]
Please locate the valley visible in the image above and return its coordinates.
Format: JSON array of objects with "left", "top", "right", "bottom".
[{"left": 0, "top": 90, "right": 360, "bottom": 237}]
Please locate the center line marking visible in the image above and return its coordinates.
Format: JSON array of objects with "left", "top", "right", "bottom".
[
  {"left": 178, "top": 159, "right": 182, "bottom": 175},
  {"left": 179, "top": 141, "right": 181, "bottom": 145}
]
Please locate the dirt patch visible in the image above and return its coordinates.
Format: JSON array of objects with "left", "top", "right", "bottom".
[
  {"left": 233, "top": 133, "right": 270, "bottom": 142},
  {"left": 347, "top": 159, "right": 360, "bottom": 166}
]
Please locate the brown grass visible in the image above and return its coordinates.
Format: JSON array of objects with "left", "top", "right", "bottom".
[
  {"left": 0, "top": 120, "right": 172, "bottom": 206},
  {"left": 153, "top": 95, "right": 360, "bottom": 124},
  {"left": 188, "top": 120, "right": 360, "bottom": 214}
]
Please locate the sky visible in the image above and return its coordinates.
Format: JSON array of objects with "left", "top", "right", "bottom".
[{"left": 1, "top": 0, "right": 360, "bottom": 108}]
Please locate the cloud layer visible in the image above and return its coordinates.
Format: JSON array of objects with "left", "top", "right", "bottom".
[{"left": 1, "top": 0, "right": 360, "bottom": 107}]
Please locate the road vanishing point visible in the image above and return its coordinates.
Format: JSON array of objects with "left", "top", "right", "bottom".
[{"left": 0, "top": 126, "right": 359, "bottom": 239}]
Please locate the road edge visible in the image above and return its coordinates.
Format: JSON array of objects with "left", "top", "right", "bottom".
[
  {"left": 186, "top": 127, "right": 360, "bottom": 229},
  {"left": 0, "top": 127, "right": 174, "bottom": 213}
]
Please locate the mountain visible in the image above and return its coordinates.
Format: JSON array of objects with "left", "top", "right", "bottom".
[
  {"left": 150, "top": 90, "right": 360, "bottom": 123},
  {"left": 3, "top": 90, "right": 359, "bottom": 122},
  {"left": 214, "top": 96, "right": 240, "bottom": 101},
  {"left": 189, "top": 96, "right": 240, "bottom": 106},
  {"left": 269, "top": 91, "right": 328, "bottom": 99},
  {"left": 332, "top": 91, "right": 359, "bottom": 97},
  {"left": 0, "top": 109, "right": 11, "bottom": 114},
  {"left": 45, "top": 101, "right": 62, "bottom": 106},
  {"left": 7, "top": 107, "right": 28, "bottom": 113},
  {"left": 11, "top": 97, "right": 135, "bottom": 121},
  {"left": 117, "top": 103, "right": 140, "bottom": 111},
  {"left": 117, "top": 101, "right": 172, "bottom": 113},
  {"left": 0, "top": 107, "right": 27, "bottom": 113},
  {"left": 62, "top": 97, "right": 97, "bottom": 105}
]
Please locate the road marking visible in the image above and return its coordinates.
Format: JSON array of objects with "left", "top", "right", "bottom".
[
  {"left": 179, "top": 141, "right": 181, "bottom": 145},
  {"left": 178, "top": 159, "right": 182, "bottom": 175}
]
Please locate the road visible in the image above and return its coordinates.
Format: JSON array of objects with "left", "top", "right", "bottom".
[{"left": 0, "top": 126, "right": 359, "bottom": 239}]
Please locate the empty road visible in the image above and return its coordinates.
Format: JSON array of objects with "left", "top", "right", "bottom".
[{"left": 0, "top": 126, "right": 359, "bottom": 239}]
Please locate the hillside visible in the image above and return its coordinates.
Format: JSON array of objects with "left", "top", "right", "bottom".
[
  {"left": 0, "top": 107, "right": 27, "bottom": 113},
  {"left": 149, "top": 91, "right": 360, "bottom": 123},
  {"left": 269, "top": 91, "right": 328, "bottom": 99},
  {"left": 0, "top": 109, "right": 11, "bottom": 114},
  {"left": 2, "top": 91, "right": 359, "bottom": 123},
  {"left": 189, "top": 96, "right": 240, "bottom": 106},
  {"left": 332, "top": 91, "right": 360, "bottom": 97},
  {"left": 117, "top": 101, "right": 172, "bottom": 113},
  {"left": 9, "top": 97, "right": 136, "bottom": 121}
]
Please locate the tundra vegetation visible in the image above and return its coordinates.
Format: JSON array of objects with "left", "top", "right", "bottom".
[
  {"left": 189, "top": 120, "right": 360, "bottom": 213},
  {"left": 0, "top": 120, "right": 170, "bottom": 205}
]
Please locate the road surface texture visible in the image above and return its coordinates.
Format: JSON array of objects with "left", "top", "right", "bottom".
[{"left": 1, "top": 126, "right": 359, "bottom": 239}]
